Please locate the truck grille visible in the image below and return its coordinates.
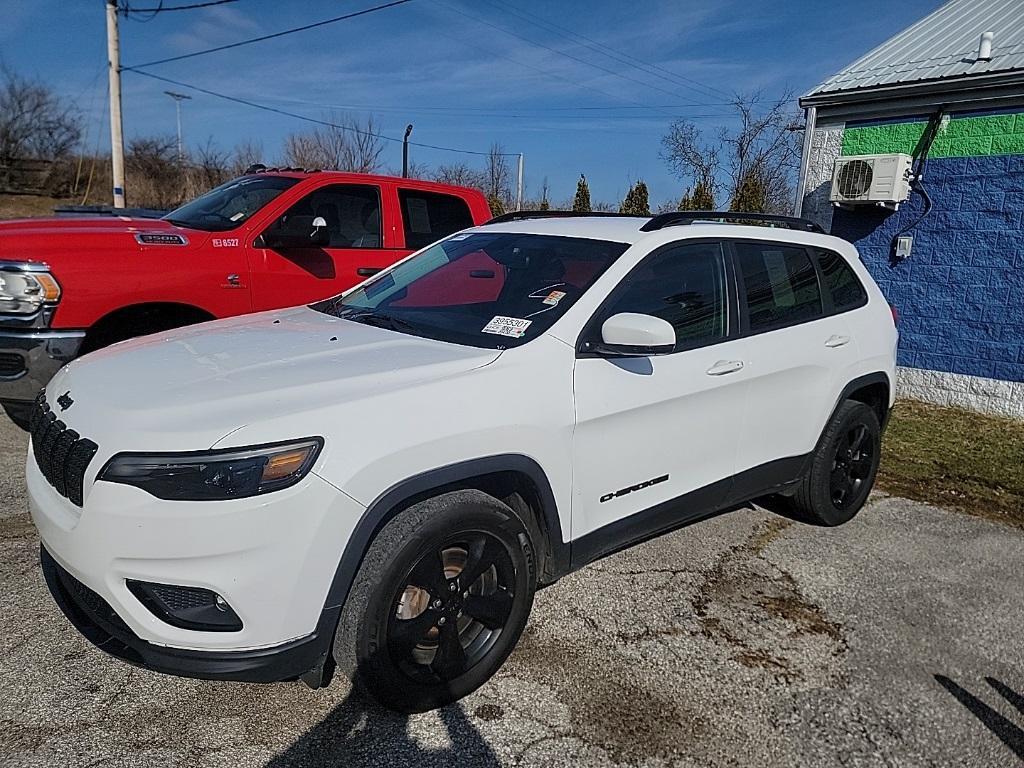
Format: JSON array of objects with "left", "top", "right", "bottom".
[
  {"left": 0, "top": 352, "right": 25, "bottom": 377},
  {"left": 30, "top": 392, "right": 98, "bottom": 507}
]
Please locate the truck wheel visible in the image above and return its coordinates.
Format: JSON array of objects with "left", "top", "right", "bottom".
[
  {"left": 792, "top": 400, "right": 881, "bottom": 526},
  {"left": 333, "top": 489, "right": 536, "bottom": 713},
  {"left": 3, "top": 402, "right": 32, "bottom": 431}
]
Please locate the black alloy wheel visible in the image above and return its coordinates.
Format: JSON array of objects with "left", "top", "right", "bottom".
[
  {"left": 388, "top": 531, "right": 517, "bottom": 683},
  {"left": 333, "top": 490, "right": 535, "bottom": 713},
  {"left": 830, "top": 423, "right": 875, "bottom": 509},
  {"left": 791, "top": 399, "right": 882, "bottom": 526}
]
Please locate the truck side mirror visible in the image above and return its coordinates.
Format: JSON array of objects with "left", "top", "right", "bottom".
[{"left": 262, "top": 215, "right": 330, "bottom": 249}]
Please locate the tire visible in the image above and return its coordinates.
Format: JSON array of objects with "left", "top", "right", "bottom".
[
  {"left": 333, "top": 489, "right": 537, "bottom": 713},
  {"left": 3, "top": 403, "right": 32, "bottom": 431},
  {"left": 791, "top": 400, "right": 881, "bottom": 526}
]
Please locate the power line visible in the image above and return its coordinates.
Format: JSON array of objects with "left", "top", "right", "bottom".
[
  {"left": 479, "top": 0, "right": 733, "bottom": 101},
  {"left": 121, "top": 68, "right": 522, "bottom": 157},
  {"left": 127, "top": 0, "right": 415, "bottom": 68},
  {"left": 438, "top": 1, "right": 724, "bottom": 110},
  {"left": 428, "top": 13, "right": 675, "bottom": 118},
  {"left": 251, "top": 94, "right": 733, "bottom": 120},
  {"left": 123, "top": 0, "right": 238, "bottom": 13}
]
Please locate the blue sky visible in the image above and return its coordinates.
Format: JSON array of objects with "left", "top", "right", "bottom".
[{"left": 1, "top": 0, "right": 943, "bottom": 206}]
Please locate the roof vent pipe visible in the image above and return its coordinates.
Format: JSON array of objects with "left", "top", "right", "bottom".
[{"left": 978, "top": 31, "right": 993, "bottom": 62}]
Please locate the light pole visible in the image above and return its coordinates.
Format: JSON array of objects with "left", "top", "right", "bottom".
[
  {"left": 402, "top": 124, "right": 413, "bottom": 178},
  {"left": 164, "top": 91, "right": 192, "bottom": 163}
]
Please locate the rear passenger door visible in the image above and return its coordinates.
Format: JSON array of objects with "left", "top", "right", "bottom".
[
  {"left": 727, "top": 240, "right": 861, "bottom": 476},
  {"left": 249, "top": 183, "right": 404, "bottom": 310}
]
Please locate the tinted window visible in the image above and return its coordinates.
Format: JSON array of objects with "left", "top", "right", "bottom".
[
  {"left": 734, "top": 242, "right": 822, "bottom": 332},
  {"left": 599, "top": 242, "right": 727, "bottom": 351},
  {"left": 815, "top": 249, "right": 867, "bottom": 312},
  {"left": 276, "top": 185, "right": 380, "bottom": 248},
  {"left": 399, "top": 190, "right": 474, "bottom": 250}
]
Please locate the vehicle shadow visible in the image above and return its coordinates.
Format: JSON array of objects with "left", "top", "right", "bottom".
[
  {"left": 934, "top": 674, "right": 1024, "bottom": 761},
  {"left": 264, "top": 679, "right": 501, "bottom": 768}
]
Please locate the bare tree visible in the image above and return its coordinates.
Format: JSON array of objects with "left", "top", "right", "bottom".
[
  {"left": 435, "top": 161, "right": 484, "bottom": 189},
  {"left": 341, "top": 115, "right": 385, "bottom": 173},
  {"left": 0, "top": 65, "right": 82, "bottom": 190},
  {"left": 125, "top": 135, "right": 182, "bottom": 208},
  {"left": 660, "top": 91, "right": 801, "bottom": 214},
  {"left": 193, "top": 139, "right": 230, "bottom": 190},
  {"left": 281, "top": 113, "right": 385, "bottom": 173},
  {"left": 485, "top": 143, "right": 511, "bottom": 206},
  {"left": 230, "top": 138, "right": 264, "bottom": 175}
]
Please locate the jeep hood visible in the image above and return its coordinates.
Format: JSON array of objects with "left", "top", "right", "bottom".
[{"left": 45, "top": 306, "right": 501, "bottom": 450}]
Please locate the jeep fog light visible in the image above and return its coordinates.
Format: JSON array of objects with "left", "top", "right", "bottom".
[{"left": 127, "top": 580, "right": 242, "bottom": 632}]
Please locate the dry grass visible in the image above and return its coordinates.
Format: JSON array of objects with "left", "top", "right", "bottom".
[
  {"left": 0, "top": 194, "right": 67, "bottom": 220},
  {"left": 879, "top": 399, "right": 1024, "bottom": 528}
]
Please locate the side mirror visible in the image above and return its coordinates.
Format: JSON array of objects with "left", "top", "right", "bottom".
[
  {"left": 592, "top": 313, "right": 675, "bottom": 357},
  {"left": 263, "top": 215, "right": 330, "bottom": 249}
]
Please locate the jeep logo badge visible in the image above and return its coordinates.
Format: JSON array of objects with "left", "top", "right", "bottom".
[{"left": 56, "top": 391, "right": 74, "bottom": 411}]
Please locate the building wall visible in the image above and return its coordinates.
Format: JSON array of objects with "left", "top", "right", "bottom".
[{"left": 801, "top": 106, "right": 1024, "bottom": 418}]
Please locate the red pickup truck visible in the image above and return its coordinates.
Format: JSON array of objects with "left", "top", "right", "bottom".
[{"left": 0, "top": 170, "right": 491, "bottom": 428}]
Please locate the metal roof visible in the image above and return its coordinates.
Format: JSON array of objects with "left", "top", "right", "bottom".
[{"left": 806, "top": 0, "right": 1024, "bottom": 98}]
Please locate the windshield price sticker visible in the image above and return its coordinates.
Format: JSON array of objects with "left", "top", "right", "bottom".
[
  {"left": 542, "top": 290, "right": 567, "bottom": 306},
  {"left": 482, "top": 316, "right": 532, "bottom": 338}
]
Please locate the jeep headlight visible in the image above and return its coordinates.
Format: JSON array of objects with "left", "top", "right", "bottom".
[
  {"left": 0, "top": 266, "right": 61, "bottom": 314},
  {"left": 98, "top": 438, "right": 323, "bottom": 500}
]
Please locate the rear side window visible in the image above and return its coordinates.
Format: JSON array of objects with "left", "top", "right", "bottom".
[
  {"left": 399, "top": 190, "right": 474, "bottom": 250},
  {"left": 734, "top": 242, "right": 822, "bottom": 332},
  {"left": 815, "top": 249, "right": 867, "bottom": 312}
]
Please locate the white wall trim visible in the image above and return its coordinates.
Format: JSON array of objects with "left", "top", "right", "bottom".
[{"left": 897, "top": 366, "right": 1024, "bottom": 420}]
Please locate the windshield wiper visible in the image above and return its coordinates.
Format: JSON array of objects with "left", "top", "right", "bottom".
[{"left": 338, "top": 309, "right": 420, "bottom": 335}]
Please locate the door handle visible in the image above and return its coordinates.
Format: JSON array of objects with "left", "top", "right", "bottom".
[
  {"left": 357, "top": 267, "right": 383, "bottom": 277},
  {"left": 706, "top": 360, "right": 744, "bottom": 376},
  {"left": 825, "top": 335, "right": 851, "bottom": 348}
]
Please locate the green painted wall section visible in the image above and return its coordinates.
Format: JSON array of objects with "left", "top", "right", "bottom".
[{"left": 841, "top": 112, "right": 1024, "bottom": 157}]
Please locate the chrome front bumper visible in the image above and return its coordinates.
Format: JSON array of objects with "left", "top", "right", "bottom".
[{"left": 0, "top": 328, "right": 84, "bottom": 403}]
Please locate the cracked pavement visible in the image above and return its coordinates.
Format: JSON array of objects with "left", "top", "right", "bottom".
[{"left": 1, "top": 414, "right": 1023, "bottom": 767}]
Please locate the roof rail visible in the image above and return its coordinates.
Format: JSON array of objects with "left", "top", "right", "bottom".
[
  {"left": 640, "top": 211, "right": 825, "bottom": 234},
  {"left": 487, "top": 210, "right": 639, "bottom": 224}
]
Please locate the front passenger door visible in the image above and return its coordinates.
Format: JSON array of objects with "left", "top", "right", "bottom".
[
  {"left": 571, "top": 241, "right": 746, "bottom": 554},
  {"left": 249, "top": 183, "right": 404, "bottom": 310}
]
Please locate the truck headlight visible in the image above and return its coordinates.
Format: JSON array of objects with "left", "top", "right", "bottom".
[
  {"left": 98, "top": 438, "right": 323, "bottom": 500},
  {"left": 0, "top": 266, "right": 61, "bottom": 314}
]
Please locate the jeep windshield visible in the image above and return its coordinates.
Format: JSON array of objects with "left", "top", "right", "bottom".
[
  {"left": 163, "top": 175, "right": 300, "bottom": 232},
  {"left": 314, "top": 232, "right": 629, "bottom": 348}
]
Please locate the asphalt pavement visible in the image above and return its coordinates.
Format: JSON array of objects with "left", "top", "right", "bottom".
[{"left": 1, "top": 413, "right": 1022, "bottom": 767}]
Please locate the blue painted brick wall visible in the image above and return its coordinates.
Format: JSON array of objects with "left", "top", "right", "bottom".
[{"left": 831, "top": 154, "right": 1024, "bottom": 383}]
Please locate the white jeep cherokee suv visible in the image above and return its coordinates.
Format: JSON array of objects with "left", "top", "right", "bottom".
[{"left": 28, "top": 211, "right": 896, "bottom": 712}]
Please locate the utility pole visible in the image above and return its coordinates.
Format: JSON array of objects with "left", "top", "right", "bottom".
[
  {"left": 515, "top": 153, "right": 524, "bottom": 211},
  {"left": 164, "top": 91, "right": 192, "bottom": 163},
  {"left": 402, "top": 124, "right": 413, "bottom": 178},
  {"left": 105, "top": 0, "right": 126, "bottom": 208}
]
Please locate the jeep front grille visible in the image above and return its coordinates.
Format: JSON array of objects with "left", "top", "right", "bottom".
[{"left": 30, "top": 392, "right": 98, "bottom": 507}]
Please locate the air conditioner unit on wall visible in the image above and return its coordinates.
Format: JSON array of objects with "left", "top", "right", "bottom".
[{"left": 830, "top": 153, "right": 913, "bottom": 208}]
